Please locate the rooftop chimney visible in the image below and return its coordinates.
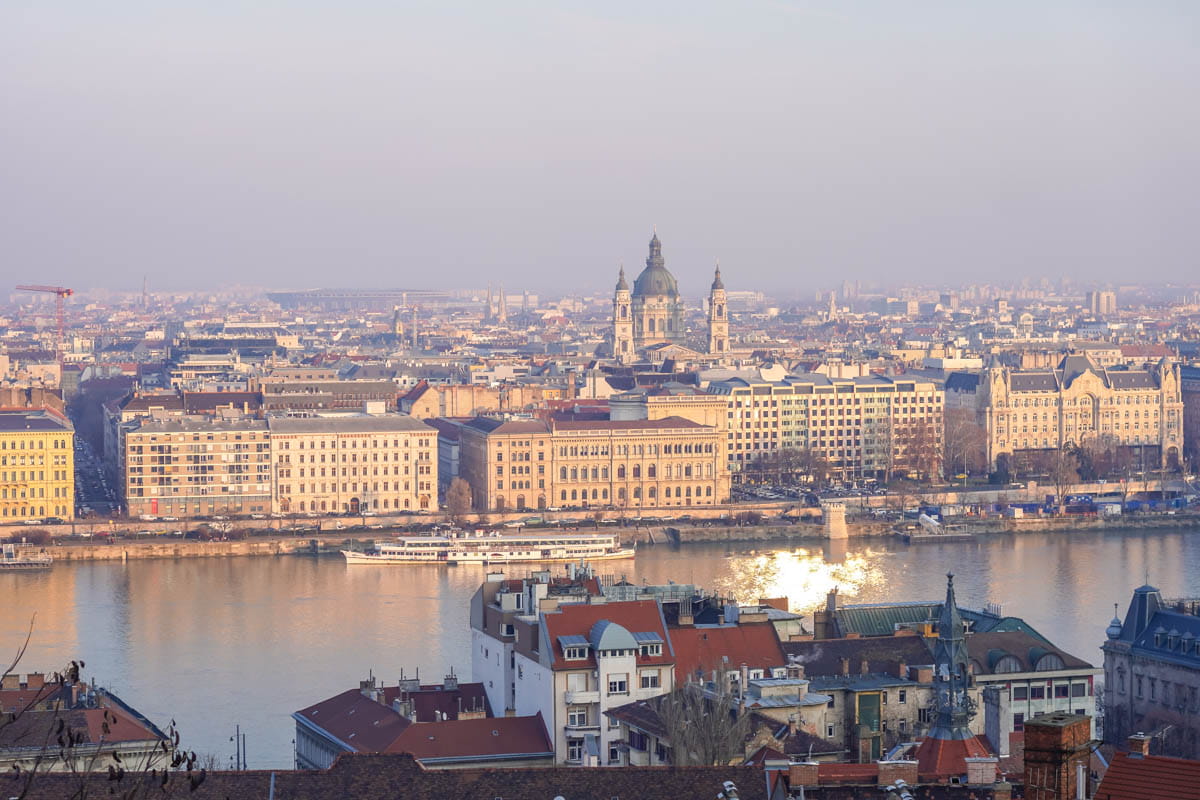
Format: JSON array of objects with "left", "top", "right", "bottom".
[
  {"left": 1128, "top": 732, "right": 1151, "bottom": 757},
  {"left": 860, "top": 658, "right": 869, "bottom": 675},
  {"left": 840, "top": 657, "right": 850, "bottom": 677}
]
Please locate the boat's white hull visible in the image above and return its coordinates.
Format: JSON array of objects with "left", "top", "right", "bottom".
[{"left": 341, "top": 547, "right": 636, "bottom": 565}]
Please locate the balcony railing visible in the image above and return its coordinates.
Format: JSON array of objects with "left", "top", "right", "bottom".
[{"left": 564, "top": 689, "right": 600, "bottom": 704}]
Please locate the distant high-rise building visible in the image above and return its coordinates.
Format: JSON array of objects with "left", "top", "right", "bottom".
[{"left": 1087, "top": 290, "right": 1117, "bottom": 317}]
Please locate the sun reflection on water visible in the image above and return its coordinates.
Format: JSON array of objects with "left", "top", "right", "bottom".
[{"left": 709, "top": 547, "right": 885, "bottom": 613}]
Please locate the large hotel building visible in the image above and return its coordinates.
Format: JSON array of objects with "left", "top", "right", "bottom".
[
  {"left": 0, "top": 409, "right": 75, "bottom": 522},
  {"left": 707, "top": 374, "right": 944, "bottom": 482}
]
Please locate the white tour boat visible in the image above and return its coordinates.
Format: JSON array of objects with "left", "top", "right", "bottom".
[{"left": 341, "top": 531, "right": 635, "bottom": 565}]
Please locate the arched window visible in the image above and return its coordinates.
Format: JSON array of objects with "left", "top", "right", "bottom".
[
  {"left": 648, "top": 465, "right": 656, "bottom": 478},
  {"left": 617, "top": 465, "right": 626, "bottom": 479},
  {"left": 633, "top": 465, "right": 641, "bottom": 478}
]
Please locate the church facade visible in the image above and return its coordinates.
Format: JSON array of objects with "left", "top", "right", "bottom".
[{"left": 611, "top": 233, "right": 727, "bottom": 362}]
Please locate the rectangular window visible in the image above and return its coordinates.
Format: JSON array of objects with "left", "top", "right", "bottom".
[
  {"left": 567, "top": 707, "right": 588, "bottom": 727},
  {"left": 1054, "top": 685, "right": 1070, "bottom": 699},
  {"left": 898, "top": 689, "right": 907, "bottom": 704},
  {"left": 1030, "top": 687, "right": 1046, "bottom": 700},
  {"left": 1014, "top": 713, "right": 1025, "bottom": 731},
  {"left": 640, "top": 670, "right": 661, "bottom": 689},
  {"left": 1071, "top": 683, "right": 1086, "bottom": 698},
  {"left": 1013, "top": 687, "right": 1028, "bottom": 701},
  {"left": 564, "top": 646, "right": 588, "bottom": 660},
  {"left": 628, "top": 731, "right": 648, "bottom": 751},
  {"left": 608, "top": 675, "right": 628, "bottom": 695},
  {"left": 567, "top": 740, "right": 583, "bottom": 762}
]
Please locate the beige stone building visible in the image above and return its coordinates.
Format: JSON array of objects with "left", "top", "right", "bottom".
[
  {"left": 268, "top": 414, "right": 438, "bottom": 515},
  {"left": 708, "top": 374, "right": 944, "bottom": 482},
  {"left": 963, "top": 354, "right": 1184, "bottom": 471},
  {"left": 124, "top": 418, "right": 272, "bottom": 518},
  {"left": 457, "top": 416, "right": 730, "bottom": 513}
]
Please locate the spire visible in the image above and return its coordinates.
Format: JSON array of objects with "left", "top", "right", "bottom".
[
  {"left": 616, "top": 264, "right": 629, "bottom": 292},
  {"left": 929, "top": 572, "right": 972, "bottom": 739},
  {"left": 711, "top": 259, "right": 724, "bottom": 291}
]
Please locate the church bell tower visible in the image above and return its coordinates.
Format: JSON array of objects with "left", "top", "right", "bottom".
[
  {"left": 612, "top": 266, "right": 633, "bottom": 362},
  {"left": 707, "top": 261, "right": 728, "bottom": 356}
]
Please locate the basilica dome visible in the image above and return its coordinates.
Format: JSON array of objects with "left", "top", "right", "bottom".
[{"left": 632, "top": 233, "right": 679, "bottom": 298}]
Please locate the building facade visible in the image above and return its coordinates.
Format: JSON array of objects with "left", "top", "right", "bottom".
[
  {"left": 968, "top": 354, "right": 1184, "bottom": 472},
  {"left": 708, "top": 374, "right": 943, "bottom": 482},
  {"left": 511, "top": 598, "right": 676, "bottom": 765},
  {"left": 267, "top": 414, "right": 438, "bottom": 515},
  {"left": 456, "top": 416, "right": 730, "bottom": 513},
  {"left": 123, "top": 418, "right": 271, "bottom": 518},
  {"left": 611, "top": 233, "right": 685, "bottom": 357},
  {"left": 1103, "top": 584, "right": 1200, "bottom": 759},
  {"left": 0, "top": 409, "right": 74, "bottom": 522}
]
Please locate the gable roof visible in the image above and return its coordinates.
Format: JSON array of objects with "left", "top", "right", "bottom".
[
  {"left": 293, "top": 688, "right": 412, "bottom": 753},
  {"left": 541, "top": 600, "right": 674, "bottom": 670},
  {"left": 782, "top": 635, "right": 932, "bottom": 679},
  {"left": 1095, "top": 751, "right": 1200, "bottom": 800},
  {"left": 670, "top": 623, "right": 787, "bottom": 684},
  {"left": 385, "top": 713, "right": 552, "bottom": 763},
  {"left": 965, "top": 630, "right": 1094, "bottom": 675}
]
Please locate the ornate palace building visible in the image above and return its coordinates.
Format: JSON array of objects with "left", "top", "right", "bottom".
[{"left": 950, "top": 353, "right": 1183, "bottom": 472}]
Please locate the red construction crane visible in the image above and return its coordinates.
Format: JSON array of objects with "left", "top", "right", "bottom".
[{"left": 15, "top": 284, "right": 74, "bottom": 363}]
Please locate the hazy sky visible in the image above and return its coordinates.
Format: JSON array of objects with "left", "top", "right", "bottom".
[{"left": 3, "top": 2, "right": 1198, "bottom": 295}]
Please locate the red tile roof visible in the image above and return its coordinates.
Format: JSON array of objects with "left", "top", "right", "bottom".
[
  {"left": 385, "top": 713, "right": 552, "bottom": 763},
  {"left": 1095, "top": 751, "right": 1200, "bottom": 800},
  {"left": 914, "top": 734, "right": 995, "bottom": 781},
  {"left": 294, "top": 688, "right": 412, "bottom": 753},
  {"left": 541, "top": 600, "right": 673, "bottom": 671},
  {"left": 670, "top": 624, "right": 786, "bottom": 685},
  {"left": 378, "top": 682, "right": 491, "bottom": 721}
]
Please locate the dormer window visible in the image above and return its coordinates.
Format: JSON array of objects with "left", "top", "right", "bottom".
[
  {"left": 639, "top": 643, "right": 662, "bottom": 657},
  {"left": 565, "top": 646, "right": 589, "bottom": 660}
]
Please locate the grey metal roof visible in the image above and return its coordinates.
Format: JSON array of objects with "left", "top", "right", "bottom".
[
  {"left": 632, "top": 631, "right": 664, "bottom": 644},
  {"left": 267, "top": 415, "right": 434, "bottom": 434},
  {"left": 557, "top": 634, "right": 589, "bottom": 649},
  {"left": 0, "top": 411, "right": 72, "bottom": 433}
]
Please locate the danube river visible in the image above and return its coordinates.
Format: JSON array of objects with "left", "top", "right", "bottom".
[{"left": 3, "top": 526, "right": 1198, "bottom": 768}]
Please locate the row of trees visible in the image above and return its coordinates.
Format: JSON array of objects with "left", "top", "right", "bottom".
[{"left": 741, "top": 416, "right": 944, "bottom": 486}]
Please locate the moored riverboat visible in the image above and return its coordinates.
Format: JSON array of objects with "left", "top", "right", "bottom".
[
  {"left": 0, "top": 542, "right": 53, "bottom": 570},
  {"left": 341, "top": 531, "right": 634, "bottom": 565}
]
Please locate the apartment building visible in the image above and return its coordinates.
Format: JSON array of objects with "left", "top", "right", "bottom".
[
  {"left": 511, "top": 598, "right": 676, "bottom": 765},
  {"left": 708, "top": 373, "right": 943, "bottom": 482},
  {"left": 267, "top": 413, "right": 438, "bottom": 515},
  {"left": 457, "top": 416, "right": 729, "bottom": 513},
  {"left": 123, "top": 418, "right": 271, "bottom": 518},
  {"left": 0, "top": 409, "right": 74, "bottom": 522}
]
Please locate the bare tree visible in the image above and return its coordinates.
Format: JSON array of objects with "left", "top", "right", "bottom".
[
  {"left": 656, "top": 682, "right": 752, "bottom": 766},
  {"left": 445, "top": 478, "right": 472, "bottom": 525},
  {"left": 943, "top": 408, "right": 986, "bottom": 480},
  {"left": 2, "top": 619, "right": 206, "bottom": 799},
  {"left": 1047, "top": 447, "right": 1081, "bottom": 514}
]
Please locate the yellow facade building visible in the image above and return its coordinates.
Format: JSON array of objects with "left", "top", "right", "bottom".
[
  {"left": 458, "top": 415, "right": 730, "bottom": 513},
  {"left": 0, "top": 409, "right": 74, "bottom": 522}
]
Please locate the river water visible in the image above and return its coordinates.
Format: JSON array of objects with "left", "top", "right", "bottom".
[{"left": 3, "top": 526, "right": 1198, "bottom": 768}]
